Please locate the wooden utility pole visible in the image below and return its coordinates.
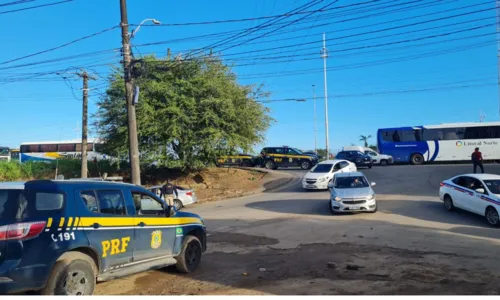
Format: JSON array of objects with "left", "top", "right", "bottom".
[
  {"left": 119, "top": 0, "right": 141, "bottom": 185},
  {"left": 78, "top": 71, "right": 96, "bottom": 178}
]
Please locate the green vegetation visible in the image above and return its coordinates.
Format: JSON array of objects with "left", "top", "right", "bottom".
[
  {"left": 0, "top": 160, "right": 121, "bottom": 181},
  {"left": 94, "top": 55, "right": 273, "bottom": 171}
]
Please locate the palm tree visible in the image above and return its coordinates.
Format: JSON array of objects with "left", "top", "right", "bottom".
[{"left": 359, "top": 135, "right": 372, "bottom": 147}]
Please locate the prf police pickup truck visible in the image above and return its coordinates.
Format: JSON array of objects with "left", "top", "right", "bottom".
[
  {"left": 216, "top": 154, "right": 258, "bottom": 167},
  {"left": 259, "top": 146, "right": 318, "bottom": 170},
  {"left": 0, "top": 180, "right": 206, "bottom": 295}
]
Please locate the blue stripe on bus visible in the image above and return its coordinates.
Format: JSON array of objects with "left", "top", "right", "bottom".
[{"left": 430, "top": 140, "right": 439, "bottom": 162}]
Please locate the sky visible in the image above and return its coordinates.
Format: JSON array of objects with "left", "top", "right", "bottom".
[{"left": 0, "top": 0, "right": 499, "bottom": 154}]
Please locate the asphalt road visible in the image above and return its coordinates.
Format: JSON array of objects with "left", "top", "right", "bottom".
[{"left": 97, "top": 163, "right": 500, "bottom": 295}]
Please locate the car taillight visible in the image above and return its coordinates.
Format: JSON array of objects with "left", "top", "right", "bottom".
[
  {"left": 186, "top": 192, "right": 193, "bottom": 197},
  {"left": 440, "top": 182, "right": 444, "bottom": 187},
  {"left": 0, "top": 221, "right": 46, "bottom": 241}
]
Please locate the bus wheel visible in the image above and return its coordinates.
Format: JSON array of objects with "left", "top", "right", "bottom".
[{"left": 410, "top": 153, "right": 424, "bottom": 165}]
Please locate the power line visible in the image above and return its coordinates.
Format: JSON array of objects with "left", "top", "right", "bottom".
[
  {"left": 189, "top": 0, "right": 324, "bottom": 57},
  {"left": 217, "top": 0, "right": 340, "bottom": 53},
  {"left": 0, "top": 0, "right": 37, "bottom": 7},
  {"left": 130, "top": 0, "right": 383, "bottom": 27},
  {"left": 0, "top": 25, "right": 119, "bottom": 66},
  {"left": 0, "top": 0, "right": 72, "bottom": 15}
]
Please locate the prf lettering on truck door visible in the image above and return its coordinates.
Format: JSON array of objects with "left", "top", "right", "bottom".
[{"left": 101, "top": 237, "right": 131, "bottom": 257}]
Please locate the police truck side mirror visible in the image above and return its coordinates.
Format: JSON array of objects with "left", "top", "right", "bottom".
[{"left": 475, "top": 188, "right": 485, "bottom": 194}]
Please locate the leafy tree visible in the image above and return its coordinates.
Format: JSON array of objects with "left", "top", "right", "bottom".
[
  {"left": 359, "top": 135, "right": 372, "bottom": 147},
  {"left": 93, "top": 55, "right": 273, "bottom": 170},
  {"left": 368, "top": 144, "right": 378, "bottom": 151}
]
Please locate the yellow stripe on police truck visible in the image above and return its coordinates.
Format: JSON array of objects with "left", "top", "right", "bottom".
[{"left": 78, "top": 217, "right": 203, "bottom": 228}]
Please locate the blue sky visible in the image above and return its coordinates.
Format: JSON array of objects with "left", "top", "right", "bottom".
[{"left": 0, "top": 0, "right": 498, "bottom": 154}]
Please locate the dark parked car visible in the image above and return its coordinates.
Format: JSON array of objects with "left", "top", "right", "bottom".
[{"left": 335, "top": 151, "right": 372, "bottom": 169}]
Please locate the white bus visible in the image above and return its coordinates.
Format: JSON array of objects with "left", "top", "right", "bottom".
[
  {"left": 0, "top": 146, "right": 10, "bottom": 161},
  {"left": 377, "top": 121, "right": 500, "bottom": 165},
  {"left": 19, "top": 139, "right": 111, "bottom": 163}
]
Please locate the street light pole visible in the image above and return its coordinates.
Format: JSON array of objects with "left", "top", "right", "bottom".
[
  {"left": 312, "top": 84, "right": 317, "bottom": 154},
  {"left": 119, "top": 0, "right": 141, "bottom": 185},
  {"left": 321, "top": 32, "right": 330, "bottom": 159}
]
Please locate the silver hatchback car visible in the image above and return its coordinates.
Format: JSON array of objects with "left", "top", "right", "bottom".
[{"left": 328, "top": 172, "right": 377, "bottom": 214}]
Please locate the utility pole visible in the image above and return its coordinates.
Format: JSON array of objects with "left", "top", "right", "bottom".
[
  {"left": 312, "top": 84, "right": 317, "bottom": 154},
  {"left": 497, "top": 0, "right": 500, "bottom": 117},
  {"left": 321, "top": 33, "right": 330, "bottom": 159},
  {"left": 77, "top": 71, "right": 96, "bottom": 178},
  {"left": 119, "top": 0, "right": 141, "bottom": 185}
]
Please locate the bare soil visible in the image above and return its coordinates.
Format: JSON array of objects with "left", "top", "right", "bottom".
[
  {"left": 146, "top": 167, "right": 267, "bottom": 203},
  {"left": 95, "top": 231, "right": 500, "bottom": 295}
]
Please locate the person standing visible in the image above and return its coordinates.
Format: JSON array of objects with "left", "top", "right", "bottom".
[
  {"left": 471, "top": 147, "right": 484, "bottom": 174},
  {"left": 161, "top": 180, "right": 176, "bottom": 207}
]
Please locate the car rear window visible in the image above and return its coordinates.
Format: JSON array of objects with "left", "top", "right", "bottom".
[{"left": 0, "top": 189, "right": 64, "bottom": 223}]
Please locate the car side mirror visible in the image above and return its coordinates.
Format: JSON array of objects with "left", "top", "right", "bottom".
[
  {"left": 475, "top": 188, "right": 485, "bottom": 194},
  {"left": 371, "top": 182, "right": 376, "bottom": 187}
]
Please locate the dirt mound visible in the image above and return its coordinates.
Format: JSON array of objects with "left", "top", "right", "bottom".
[{"left": 148, "top": 167, "right": 267, "bottom": 203}]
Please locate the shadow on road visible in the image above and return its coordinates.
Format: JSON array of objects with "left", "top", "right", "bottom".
[{"left": 382, "top": 199, "right": 491, "bottom": 229}]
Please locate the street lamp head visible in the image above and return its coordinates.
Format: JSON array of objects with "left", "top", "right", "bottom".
[{"left": 152, "top": 19, "right": 161, "bottom": 25}]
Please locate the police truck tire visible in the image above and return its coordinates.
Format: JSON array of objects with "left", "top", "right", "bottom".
[
  {"left": 265, "top": 160, "right": 275, "bottom": 170},
  {"left": 300, "top": 160, "right": 311, "bottom": 170},
  {"left": 41, "top": 253, "right": 96, "bottom": 295},
  {"left": 410, "top": 153, "right": 424, "bottom": 165},
  {"left": 175, "top": 235, "right": 203, "bottom": 274},
  {"left": 241, "top": 160, "right": 252, "bottom": 167},
  {"left": 380, "top": 160, "right": 388, "bottom": 166}
]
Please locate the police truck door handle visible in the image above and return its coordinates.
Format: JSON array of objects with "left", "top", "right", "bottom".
[
  {"left": 138, "top": 222, "right": 145, "bottom": 227},
  {"left": 92, "top": 223, "right": 100, "bottom": 229}
]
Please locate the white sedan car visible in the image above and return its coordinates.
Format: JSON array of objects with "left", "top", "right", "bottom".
[
  {"left": 439, "top": 174, "right": 500, "bottom": 226},
  {"left": 302, "top": 159, "right": 357, "bottom": 190}
]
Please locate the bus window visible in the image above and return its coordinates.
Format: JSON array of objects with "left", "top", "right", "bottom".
[
  {"left": 58, "top": 144, "right": 76, "bottom": 152},
  {"left": 40, "top": 144, "right": 57, "bottom": 152}
]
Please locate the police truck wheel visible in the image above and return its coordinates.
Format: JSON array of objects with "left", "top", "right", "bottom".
[
  {"left": 380, "top": 160, "right": 388, "bottom": 166},
  {"left": 175, "top": 235, "right": 203, "bottom": 274},
  {"left": 41, "top": 253, "right": 96, "bottom": 295},
  {"left": 300, "top": 160, "right": 311, "bottom": 170},
  {"left": 410, "top": 153, "right": 424, "bottom": 165},
  {"left": 174, "top": 199, "right": 183, "bottom": 211},
  {"left": 265, "top": 160, "right": 275, "bottom": 170}
]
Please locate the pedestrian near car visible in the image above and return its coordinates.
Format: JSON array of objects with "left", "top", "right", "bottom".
[
  {"left": 162, "top": 180, "right": 176, "bottom": 207},
  {"left": 471, "top": 147, "right": 484, "bottom": 174}
]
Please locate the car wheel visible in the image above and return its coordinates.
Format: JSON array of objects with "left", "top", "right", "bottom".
[
  {"left": 329, "top": 201, "right": 336, "bottom": 215},
  {"left": 301, "top": 160, "right": 311, "bottom": 170},
  {"left": 486, "top": 207, "right": 500, "bottom": 227},
  {"left": 443, "top": 195, "right": 454, "bottom": 211},
  {"left": 264, "top": 160, "right": 275, "bottom": 170},
  {"left": 176, "top": 235, "right": 203, "bottom": 273},
  {"left": 41, "top": 253, "right": 96, "bottom": 295},
  {"left": 410, "top": 153, "right": 424, "bottom": 165},
  {"left": 380, "top": 160, "right": 388, "bottom": 166},
  {"left": 368, "top": 164, "right": 372, "bottom": 169},
  {"left": 174, "top": 199, "right": 183, "bottom": 211}
]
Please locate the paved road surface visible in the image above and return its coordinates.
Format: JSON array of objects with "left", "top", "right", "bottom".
[{"left": 96, "top": 164, "right": 500, "bottom": 295}]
